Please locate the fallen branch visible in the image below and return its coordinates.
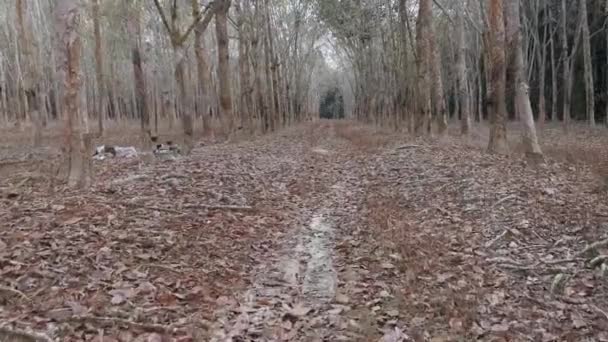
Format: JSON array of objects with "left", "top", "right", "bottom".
[
  {"left": 0, "top": 325, "right": 53, "bottom": 342},
  {"left": 557, "top": 296, "right": 586, "bottom": 305},
  {"left": 485, "top": 230, "right": 509, "bottom": 248},
  {"left": 118, "top": 201, "right": 183, "bottom": 215},
  {"left": 591, "top": 304, "right": 608, "bottom": 321},
  {"left": 119, "top": 201, "right": 254, "bottom": 214},
  {"left": 184, "top": 204, "right": 254, "bottom": 212},
  {"left": 63, "top": 315, "right": 186, "bottom": 335},
  {"left": 0, "top": 286, "right": 30, "bottom": 301},
  {"left": 533, "top": 257, "right": 587, "bottom": 265},
  {"left": 395, "top": 144, "right": 420, "bottom": 150},
  {"left": 142, "top": 263, "right": 183, "bottom": 274},
  {"left": 492, "top": 194, "right": 519, "bottom": 209},
  {"left": 576, "top": 238, "right": 608, "bottom": 258}
]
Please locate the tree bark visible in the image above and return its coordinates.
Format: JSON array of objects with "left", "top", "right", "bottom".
[
  {"left": 192, "top": 0, "right": 216, "bottom": 136},
  {"left": 16, "top": 0, "right": 43, "bottom": 146},
  {"left": 414, "top": 0, "right": 432, "bottom": 136},
  {"left": 550, "top": 26, "right": 557, "bottom": 122},
  {"left": 429, "top": 14, "right": 447, "bottom": 135},
  {"left": 560, "top": 0, "right": 572, "bottom": 128},
  {"left": 127, "top": 3, "right": 150, "bottom": 143},
  {"left": 580, "top": 0, "right": 595, "bottom": 126},
  {"left": 505, "top": 0, "right": 543, "bottom": 158},
  {"left": 606, "top": 0, "right": 608, "bottom": 125},
  {"left": 457, "top": 8, "right": 471, "bottom": 135},
  {"left": 235, "top": 0, "right": 253, "bottom": 132},
  {"left": 216, "top": 0, "right": 234, "bottom": 134},
  {"left": 54, "top": 0, "right": 91, "bottom": 188},
  {"left": 487, "top": 0, "right": 508, "bottom": 154},
  {"left": 264, "top": 0, "right": 281, "bottom": 128},
  {"left": 92, "top": 0, "right": 105, "bottom": 137}
]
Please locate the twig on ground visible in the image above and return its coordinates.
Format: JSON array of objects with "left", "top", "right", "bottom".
[
  {"left": 142, "top": 264, "right": 183, "bottom": 274},
  {"left": 111, "top": 174, "right": 147, "bottom": 185},
  {"left": 576, "top": 238, "right": 608, "bottom": 258},
  {"left": 0, "top": 325, "right": 53, "bottom": 342},
  {"left": 184, "top": 204, "right": 254, "bottom": 212},
  {"left": 0, "top": 286, "right": 30, "bottom": 301},
  {"left": 119, "top": 201, "right": 254, "bottom": 214},
  {"left": 557, "top": 296, "right": 587, "bottom": 305},
  {"left": 492, "top": 194, "right": 519, "bottom": 208},
  {"left": 591, "top": 304, "right": 608, "bottom": 321},
  {"left": 395, "top": 144, "right": 420, "bottom": 150},
  {"left": 485, "top": 230, "right": 509, "bottom": 248},
  {"left": 542, "top": 257, "right": 587, "bottom": 265},
  {"left": 64, "top": 315, "right": 187, "bottom": 335},
  {"left": 118, "top": 201, "right": 183, "bottom": 215}
]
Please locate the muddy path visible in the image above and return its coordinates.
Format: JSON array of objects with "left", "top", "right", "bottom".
[{"left": 208, "top": 122, "right": 373, "bottom": 341}]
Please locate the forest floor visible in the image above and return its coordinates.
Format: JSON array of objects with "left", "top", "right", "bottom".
[{"left": 1, "top": 120, "right": 608, "bottom": 341}]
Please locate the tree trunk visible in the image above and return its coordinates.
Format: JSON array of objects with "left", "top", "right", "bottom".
[
  {"left": 252, "top": 0, "right": 268, "bottom": 132},
  {"left": 127, "top": 4, "right": 150, "bottom": 143},
  {"left": 192, "top": 0, "right": 216, "bottom": 136},
  {"left": 550, "top": 28, "right": 557, "bottom": 122},
  {"left": 457, "top": 8, "right": 471, "bottom": 135},
  {"left": 16, "top": 0, "right": 42, "bottom": 146},
  {"left": 487, "top": 0, "right": 508, "bottom": 154},
  {"left": 262, "top": 4, "right": 276, "bottom": 131},
  {"left": 428, "top": 13, "right": 447, "bottom": 135},
  {"left": 580, "top": 0, "right": 595, "bottom": 126},
  {"left": 216, "top": 0, "right": 234, "bottom": 134},
  {"left": 606, "top": 0, "right": 608, "bottom": 125},
  {"left": 414, "top": 0, "right": 432, "bottom": 136},
  {"left": 264, "top": 0, "right": 281, "bottom": 128},
  {"left": 236, "top": 0, "right": 253, "bottom": 132},
  {"left": 92, "top": 0, "right": 105, "bottom": 137},
  {"left": 560, "top": 0, "right": 571, "bottom": 128},
  {"left": 505, "top": 0, "right": 543, "bottom": 158},
  {"left": 55, "top": 0, "right": 91, "bottom": 188}
]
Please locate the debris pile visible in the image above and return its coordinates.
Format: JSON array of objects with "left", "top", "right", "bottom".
[{"left": 93, "top": 145, "right": 138, "bottom": 160}]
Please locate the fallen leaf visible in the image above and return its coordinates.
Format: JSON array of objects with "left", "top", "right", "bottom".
[
  {"left": 62, "top": 217, "right": 84, "bottom": 225},
  {"left": 335, "top": 293, "right": 350, "bottom": 304},
  {"left": 283, "top": 303, "right": 311, "bottom": 322},
  {"left": 386, "top": 309, "right": 399, "bottom": 317},
  {"left": 381, "top": 262, "right": 395, "bottom": 270},
  {"left": 379, "top": 327, "right": 409, "bottom": 342}
]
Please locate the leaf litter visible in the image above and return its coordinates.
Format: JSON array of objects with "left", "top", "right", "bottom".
[{"left": 1, "top": 121, "right": 608, "bottom": 341}]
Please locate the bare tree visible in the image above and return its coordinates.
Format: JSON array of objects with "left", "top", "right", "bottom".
[
  {"left": 216, "top": 0, "right": 235, "bottom": 134},
  {"left": 54, "top": 0, "right": 91, "bottom": 188},
  {"left": 91, "top": 0, "right": 105, "bottom": 137},
  {"left": 580, "top": 0, "right": 595, "bottom": 126},
  {"left": 16, "top": 0, "right": 42, "bottom": 146},
  {"left": 505, "top": 0, "right": 543, "bottom": 158},
  {"left": 487, "top": 0, "right": 508, "bottom": 154},
  {"left": 415, "top": 0, "right": 432, "bottom": 135},
  {"left": 457, "top": 4, "right": 471, "bottom": 135}
]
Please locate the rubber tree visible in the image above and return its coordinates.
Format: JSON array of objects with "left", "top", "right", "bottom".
[
  {"left": 54, "top": 0, "right": 91, "bottom": 188},
  {"left": 153, "top": 0, "right": 218, "bottom": 152},
  {"left": 487, "top": 0, "right": 508, "bottom": 154},
  {"left": 505, "top": 0, "right": 543, "bottom": 159}
]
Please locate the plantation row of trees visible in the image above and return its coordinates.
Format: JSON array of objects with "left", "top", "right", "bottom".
[
  {"left": 1, "top": 0, "right": 605, "bottom": 186},
  {"left": 0, "top": 0, "right": 338, "bottom": 186},
  {"left": 318, "top": 0, "right": 608, "bottom": 153},
  {"left": 0, "top": 0, "right": 332, "bottom": 143}
]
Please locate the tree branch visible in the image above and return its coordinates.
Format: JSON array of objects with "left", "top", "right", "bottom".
[
  {"left": 178, "top": 1, "right": 218, "bottom": 45},
  {"left": 153, "top": 0, "right": 173, "bottom": 38},
  {"left": 432, "top": 0, "right": 455, "bottom": 26}
]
